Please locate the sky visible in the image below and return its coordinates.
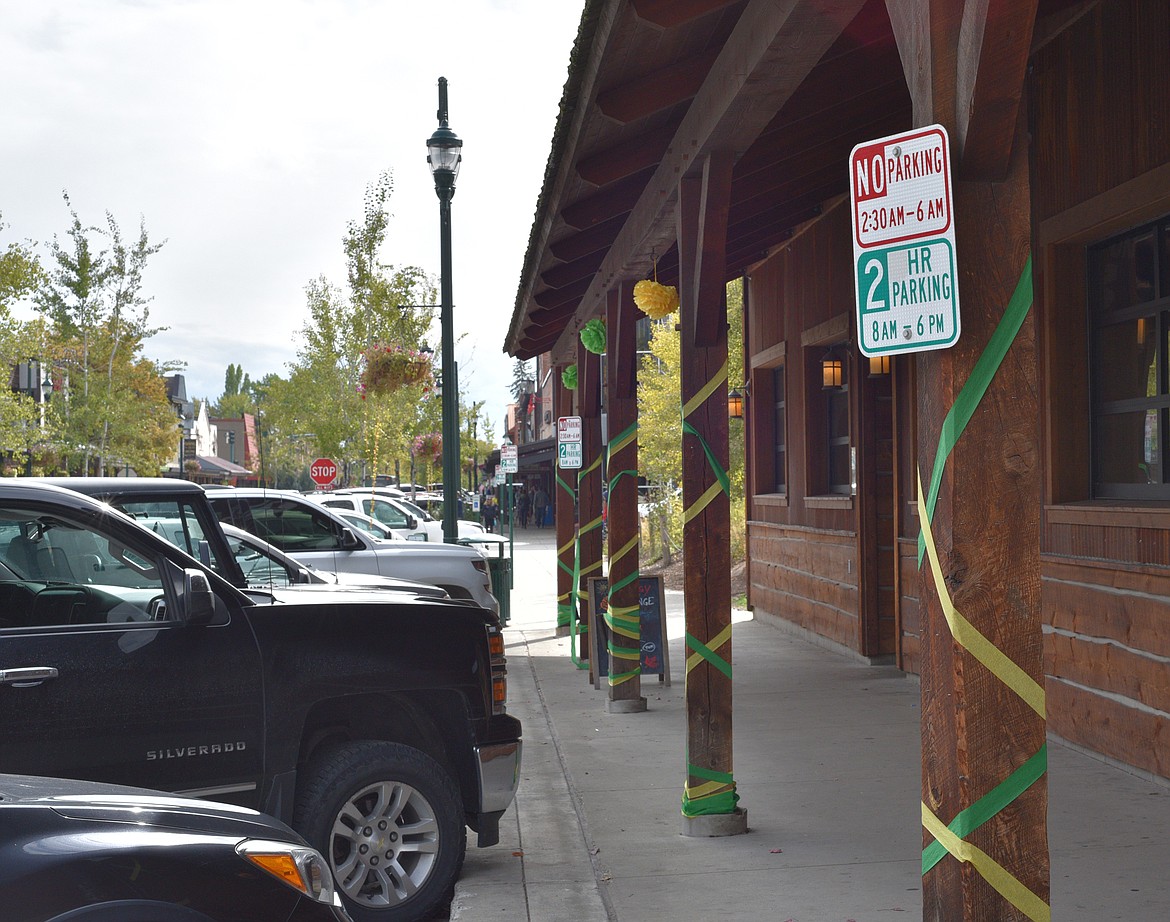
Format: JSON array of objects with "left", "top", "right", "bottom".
[{"left": 0, "top": 0, "right": 583, "bottom": 442}]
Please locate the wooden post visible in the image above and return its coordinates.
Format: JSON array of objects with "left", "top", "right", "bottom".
[
  {"left": 554, "top": 368, "right": 577, "bottom": 636},
  {"left": 886, "top": 1, "right": 1050, "bottom": 917},
  {"left": 576, "top": 341, "right": 604, "bottom": 669},
  {"left": 677, "top": 151, "right": 745, "bottom": 835},
  {"left": 604, "top": 283, "right": 646, "bottom": 712}
]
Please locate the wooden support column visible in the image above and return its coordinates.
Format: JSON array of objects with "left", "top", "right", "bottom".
[
  {"left": 886, "top": 1, "right": 1049, "bottom": 918},
  {"left": 677, "top": 151, "right": 745, "bottom": 836},
  {"left": 604, "top": 283, "right": 646, "bottom": 712},
  {"left": 576, "top": 342, "right": 604, "bottom": 670},
  {"left": 554, "top": 367, "right": 577, "bottom": 635}
]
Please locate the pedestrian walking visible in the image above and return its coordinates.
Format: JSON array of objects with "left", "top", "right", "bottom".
[
  {"left": 534, "top": 486, "right": 549, "bottom": 528},
  {"left": 482, "top": 491, "right": 499, "bottom": 533},
  {"left": 517, "top": 490, "right": 530, "bottom": 529}
]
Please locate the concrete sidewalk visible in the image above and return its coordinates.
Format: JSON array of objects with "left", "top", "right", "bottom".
[{"left": 452, "top": 528, "right": 1170, "bottom": 921}]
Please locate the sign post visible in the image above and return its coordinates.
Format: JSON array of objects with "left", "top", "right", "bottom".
[
  {"left": 557, "top": 416, "right": 582, "bottom": 470},
  {"left": 850, "top": 125, "right": 960, "bottom": 357},
  {"left": 309, "top": 457, "right": 338, "bottom": 488}
]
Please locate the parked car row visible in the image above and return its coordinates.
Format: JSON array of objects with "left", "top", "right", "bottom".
[{"left": 0, "top": 477, "right": 522, "bottom": 922}]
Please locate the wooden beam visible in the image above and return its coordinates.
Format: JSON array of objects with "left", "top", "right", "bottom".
[
  {"left": 528, "top": 302, "right": 581, "bottom": 328},
  {"left": 893, "top": 2, "right": 1051, "bottom": 911},
  {"left": 561, "top": 167, "right": 656, "bottom": 230},
  {"left": 677, "top": 162, "right": 742, "bottom": 833},
  {"left": 687, "top": 151, "right": 733, "bottom": 347},
  {"left": 555, "top": 0, "right": 869, "bottom": 359},
  {"left": 576, "top": 342, "right": 604, "bottom": 668},
  {"left": 955, "top": 0, "right": 1038, "bottom": 179},
  {"left": 604, "top": 283, "right": 645, "bottom": 708},
  {"left": 549, "top": 215, "right": 629, "bottom": 263},
  {"left": 631, "top": 0, "right": 741, "bottom": 30},
  {"left": 541, "top": 249, "right": 607, "bottom": 290},
  {"left": 597, "top": 48, "right": 720, "bottom": 124},
  {"left": 504, "top": 0, "right": 624, "bottom": 355},
  {"left": 577, "top": 123, "right": 677, "bottom": 187},
  {"left": 534, "top": 278, "right": 591, "bottom": 309},
  {"left": 554, "top": 371, "right": 577, "bottom": 633}
]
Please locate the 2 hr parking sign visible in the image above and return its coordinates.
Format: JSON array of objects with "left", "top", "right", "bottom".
[{"left": 849, "top": 125, "right": 961, "bottom": 357}]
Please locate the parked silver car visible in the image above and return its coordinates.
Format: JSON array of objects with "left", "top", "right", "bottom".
[{"left": 207, "top": 488, "right": 498, "bottom": 613}]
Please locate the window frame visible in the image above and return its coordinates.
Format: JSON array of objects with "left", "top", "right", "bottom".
[{"left": 1088, "top": 218, "right": 1170, "bottom": 500}]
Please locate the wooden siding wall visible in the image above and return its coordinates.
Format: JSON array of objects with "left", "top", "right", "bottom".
[
  {"left": 746, "top": 204, "right": 864, "bottom": 648},
  {"left": 1030, "top": 0, "right": 1170, "bottom": 776},
  {"left": 749, "top": 524, "right": 858, "bottom": 647}
]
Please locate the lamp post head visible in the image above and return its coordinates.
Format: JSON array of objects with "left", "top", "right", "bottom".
[{"left": 427, "top": 76, "right": 462, "bottom": 195}]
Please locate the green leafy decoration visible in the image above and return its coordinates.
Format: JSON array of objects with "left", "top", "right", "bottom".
[{"left": 580, "top": 317, "right": 606, "bottom": 354}]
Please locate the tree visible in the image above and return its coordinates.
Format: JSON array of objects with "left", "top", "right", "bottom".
[
  {"left": 275, "top": 172, "right": 441, "bottom": 485},
  {"left": 510, "top": 357, "right": 532, "bottom": 402},
  {"left": 34, "top": 194, "right": 168, "bottom": 474},
  {"left": 638, "top": 279, "right": 745, "bottom": 562},
  {"left": 0, "top": 217, "right": 54, "bottom": 467},
  {"left": 212, "top": 362, "right": 255, "bottom": 418}
]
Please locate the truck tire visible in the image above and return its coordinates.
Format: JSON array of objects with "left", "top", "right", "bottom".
[{"left": 294, "top": 741, "right": 466, "bottom": 922}]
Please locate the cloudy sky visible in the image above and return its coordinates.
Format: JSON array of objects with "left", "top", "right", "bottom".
[{"left": 0, "top": 0, "right": 582, "bottom": 440}]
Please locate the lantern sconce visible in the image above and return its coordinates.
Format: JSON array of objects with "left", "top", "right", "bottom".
[
  {"left": 821, "top": 348, "right": 845, "bottom": 390},
  {"left": 728, "top": 385, "right": 744, "bottom": 420},
  {"left": 868, "top": 354, "right": 891, "bottom": 377}
]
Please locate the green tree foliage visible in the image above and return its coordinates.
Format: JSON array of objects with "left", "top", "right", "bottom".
[
  {"left": 637, "top": 279, "right": 745, "bottom": 563},
  {"left": 0, "top": 217, "right": 51, "bottom": 465},
  {"left": 510, "top": 358, "right": 531, "bottom": 402},
  {"left": 34, "top": 194, "right": 169, "bottom": 475},
  {"left": 212, "top": 362, "right": 255, "bottom": 418},
  {"left": 266, "top": 172, "right": 442, "bottom": 486}
]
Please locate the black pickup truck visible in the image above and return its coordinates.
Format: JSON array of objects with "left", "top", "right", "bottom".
[{"left": 0, "top": 479, "right": 521, "bottom": 922}]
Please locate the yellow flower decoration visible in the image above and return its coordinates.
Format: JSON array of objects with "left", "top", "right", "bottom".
[{"left": 633, "top": 279, "right": 680, "bottom": 319}]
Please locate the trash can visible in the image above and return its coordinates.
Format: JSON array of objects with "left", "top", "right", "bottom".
[{"left": 461, "top": 537, "right": 511, "bottom": 625}]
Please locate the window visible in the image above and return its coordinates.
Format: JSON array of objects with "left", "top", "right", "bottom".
[
  {"left": 0, "top": 507, "right": 168, "bottom": 629},
  {"left": 773, "top": 366, "right": 787, "bottom": 493},
  {"left": 1089, "top": 218, "right": 1170, "bottom": 499},
  {"left": 827, "top": 383, "right": 851, "bottom": 495},
  {"left": 806, "top": 342, "right": 852, "bottom": 496},
  {"left": 211, "top": 497, "right": 343, "bottom": 553},
  {"left": 116, "top": 498, "right": 223, "bottom": 575}
]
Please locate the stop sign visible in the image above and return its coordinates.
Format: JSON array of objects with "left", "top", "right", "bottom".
[{"left": 309, "top": 457, "right": 338, "bottom": 487}]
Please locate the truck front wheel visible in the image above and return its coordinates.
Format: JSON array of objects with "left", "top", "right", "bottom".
[{"left": 294, "top": 741, "right": 466, "bottom": 922}]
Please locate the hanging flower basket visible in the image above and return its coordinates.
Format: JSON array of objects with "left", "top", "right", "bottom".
[
  {"left": 562, "top": 364, "right": 578, "bottom": 390},
  {"left": 359, "top": 345, "right": 432, "bottom": 398},
  {"left": 580, "top": 317, "right": 607, "bottom": 355},
  {"left": 633, "top": 279, "right": 679, "bottom": 319},
  {"left": 412, "top": 431, "right": 443, "bottom": 463}
]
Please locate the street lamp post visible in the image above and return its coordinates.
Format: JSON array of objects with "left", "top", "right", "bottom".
[{"left": 427, "top": 76, "right": 463, "bottom": 544}]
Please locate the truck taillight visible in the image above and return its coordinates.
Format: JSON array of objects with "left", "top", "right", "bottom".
[{"left": 487, "top": 624, "right": 507, "bottom": 715}]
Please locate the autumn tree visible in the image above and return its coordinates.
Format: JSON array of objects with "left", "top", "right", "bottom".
[
  {"left": 638, "top": 279, "right": 744, "bottom": 563},
  {"left": 0, "top": 217, "right": 53, "bottom": 467},
  {"left": 272, "top": 172, "right": 441, "bottom": 485},
  {"left": 34, "top": 193, "right": 169, "bottom": 474}
]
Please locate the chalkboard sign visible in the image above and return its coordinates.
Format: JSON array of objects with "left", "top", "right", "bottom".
[{"left": 587, "top": 575, "right": 670, "bottom": 688}]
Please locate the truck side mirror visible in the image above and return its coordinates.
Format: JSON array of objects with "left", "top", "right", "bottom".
[
  {"left": 183, "top": 568, "right": 215, "bottom": 625},
  {"left": 339, "top": 527, "right": 364, "bottom": 551}
]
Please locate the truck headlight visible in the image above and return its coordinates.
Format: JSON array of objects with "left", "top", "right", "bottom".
[{"left": 238, "top": 839, "right": 337, "bottom": 904}]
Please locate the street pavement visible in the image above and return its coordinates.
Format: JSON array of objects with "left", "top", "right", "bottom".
[{"left": 451, "top": 527, "right": 1170, "bottom": 921}]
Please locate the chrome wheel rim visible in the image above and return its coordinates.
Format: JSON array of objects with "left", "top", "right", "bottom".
[{"left": 328, "top": 780, "right": 440, "bottom": 907}]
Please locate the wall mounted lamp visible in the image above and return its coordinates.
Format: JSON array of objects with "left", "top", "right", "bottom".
[
  {"left": 728, "top": 387, "right": 744, "bottom": 419},
  {"left": 868, "top": 354, "right": 891, "bottom": 377},
  {"left": 821, "top": 348, "right": 845, "bottom": 390}
]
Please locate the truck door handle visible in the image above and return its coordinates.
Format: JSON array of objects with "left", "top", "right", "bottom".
[{"left": 0, "top": 667, "right": 59, "bottom": 687}]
